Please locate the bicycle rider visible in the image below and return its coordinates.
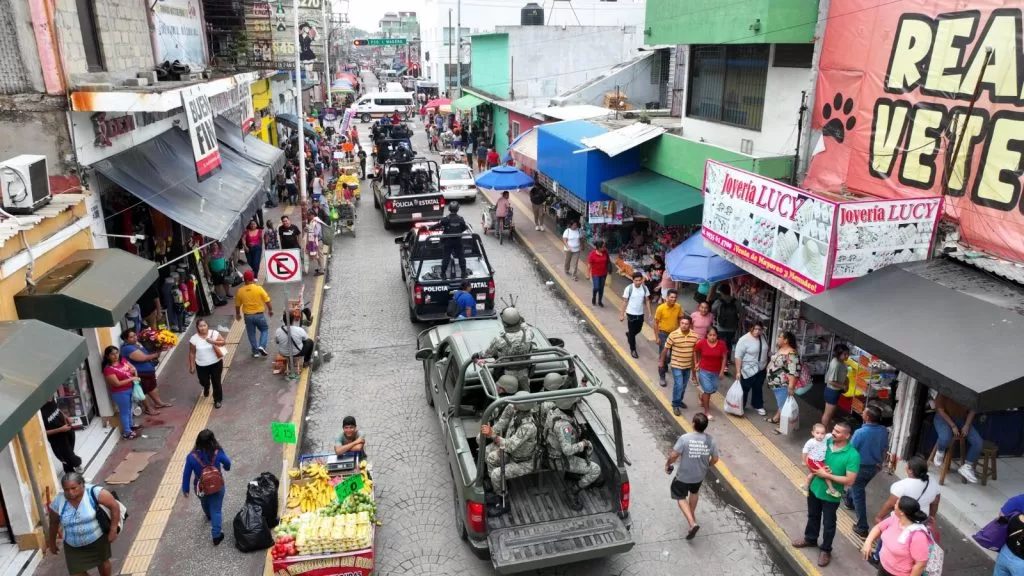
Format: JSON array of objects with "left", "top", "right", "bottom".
[{"left": 494, "top": 191, "right": 512, "bottom": 234}]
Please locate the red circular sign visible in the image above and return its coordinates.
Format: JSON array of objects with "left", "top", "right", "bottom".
[{"left": 268, "top": 251, "right": 300, "bottom": 281}]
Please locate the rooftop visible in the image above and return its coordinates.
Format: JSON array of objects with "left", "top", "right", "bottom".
[
  {"left": 0, "top": 194, "right": 86, "bottom": 249},
  {"left": 69, "top": 71, "right": 263, "bottom": 113}
]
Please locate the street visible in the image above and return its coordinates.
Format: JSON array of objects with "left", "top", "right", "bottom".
[{"left": 298, "top": 71, "right": 788, "bottom": 576}]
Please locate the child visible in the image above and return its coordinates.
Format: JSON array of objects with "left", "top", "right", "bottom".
[{"left": 803, "top": 423, "right": 841, "bottom": 497}]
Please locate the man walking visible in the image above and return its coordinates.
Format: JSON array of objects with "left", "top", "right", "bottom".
[
  {"left": 660, "top": 316, "right": 698, "bottom": 416},
  {"left": 619, "top": 271, "right": 651, "bottom": 358},
  {"left": 846, "top": 405, "right": 888, "bottom": 537},
  {"left": 654, "top": 289, "right": 683, "bottom": 387},
  {"left": 665, "top": 413, "right": 718, "bottom": 540},
  {"left": 733, "top": 322, "right": 770, "bottom": 416},
  {"left": 234, "top": 270, "right": 273, "bottom": 358},
  {"left": 529, "top": 186, "right": 547, "bottom": 231},
  {"left": 710, "top": 284, "right": 741, "bottom": 356},
  {"left": 562, "top": 221, "right": 582, "bottom": 279},
  {"left": 793, "top": 421, "right": 860, "bottom": 567}
]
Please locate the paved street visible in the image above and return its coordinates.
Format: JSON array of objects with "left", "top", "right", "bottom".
[{"left": 300, "top": 72, "right": 788, "bottom": 575}]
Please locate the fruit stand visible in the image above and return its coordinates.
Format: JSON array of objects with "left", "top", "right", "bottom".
[{"left": 271, "top": 455, "right": 378, "bottom": 575}]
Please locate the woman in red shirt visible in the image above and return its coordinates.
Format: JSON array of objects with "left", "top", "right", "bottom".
[
  {"left": 486, "top": 148, "right": 499, "bottom": 168},
  {"left": 694, "top": 328, "right": 728, "bottom": 421},
  {"left": 587, "top": 240, "right": 610, "bottom": 307},
  {"left": 102, "top": 346, "right": 139, "bottom": 439}
]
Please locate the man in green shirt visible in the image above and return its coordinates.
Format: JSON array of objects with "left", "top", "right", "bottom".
[
  {"left": 334, "top": 415, "right": 366, "bottom": 458},
  {"left": 792, "top": 421, "right": 859, "bottom": 567}
]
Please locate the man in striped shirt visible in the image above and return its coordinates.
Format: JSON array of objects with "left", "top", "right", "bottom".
[{"left": 659, "top": 316, "right": 699, "bottom": 416}]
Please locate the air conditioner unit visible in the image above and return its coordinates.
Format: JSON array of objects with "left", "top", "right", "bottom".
[{"left": 0, "top": 155, "right": 51, "bottom": 214}]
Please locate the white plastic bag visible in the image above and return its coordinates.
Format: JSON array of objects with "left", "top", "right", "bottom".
[
  {"left": 724, "top": 380, "right": 744, "bottom": 416},
  {"left": 779, "top": 396, "right": 800, "bottom": 435}
]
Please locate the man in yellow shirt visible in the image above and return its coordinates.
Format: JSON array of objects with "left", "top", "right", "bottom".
[
  {"left": 234, "top": 270, "right": 273, "bottom": 358},
  {"left": 654, "top": 289, "right": 683, "bottom": 387}
]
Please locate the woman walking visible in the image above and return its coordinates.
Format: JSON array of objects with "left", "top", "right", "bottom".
[
  {"left": 47, "top": 472, "right": 122, "bottom": 576},
  {"left": 691, "top": 300, "right": 714, "bottom": 339},
  {"left": 861, "top": 496, "right": 931, "bottom": 576},
  {"left": 263, "top": 219, "right": 280, "bottom": 251},
  {"left": 121, "top": 329, "right": 170, "bottom": 415},
  {"left": 875, "top": 456, "right": 940, "bottom": 539},
  {"left": 243, "top": 220, "right": 263, "bottom": 275},
  {"left": 189, "top": 319, "right": 226, "bottom": 409},
  {"left": 102, "top": 346, "right": 139, "bottom": 439},
  {"left": 693, "top": 327, "right": 727, "bottom": 421},
  {"left": 181, "top": 429, "right": 232, "bottom": 546},
  {"left": 587, "top": 240, "right": 610, "bottom": 307},
  {"left": 304, "top": 214, "right": 325, "bottom": 276},
  {"left": 206, "top": 242, "right": 233, "bottom": 304},
  {"left": 765, "top": 331, "right": 801, "bottom": 431}
]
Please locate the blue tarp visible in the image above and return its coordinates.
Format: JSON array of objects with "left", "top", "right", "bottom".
[
  {"left": 666, "top": 232, "right": 745, "bottom": 283},
  {"left": 536, "top": 120, "right": 640, "bottom": 203}
]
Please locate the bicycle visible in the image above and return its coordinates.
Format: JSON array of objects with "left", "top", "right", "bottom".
[{"left": 492, "top": 205, "right": 514, "bottom": 245}]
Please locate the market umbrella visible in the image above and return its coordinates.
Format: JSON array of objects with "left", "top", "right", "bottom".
[
  {"left": 475, "top": 166, "right": 534, "bottom": 192},
  {"left": 332, "top": 79, "right": 353, "bottom": 89},
  {"left": 665, "top": 232, "right": 746, "bottom": 283},
  {"left": 425, "top": 98, "right": 451, "bottom": 110}
]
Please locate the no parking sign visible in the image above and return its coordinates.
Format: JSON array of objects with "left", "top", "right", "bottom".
[{"left": 265, "top": 249, "right": 302, "bottom": 284}]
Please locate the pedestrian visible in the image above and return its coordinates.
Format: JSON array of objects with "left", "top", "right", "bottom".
[
  {"left": 620, "top": 271, "right": 652, "bottom": 359},
  {"left": 476, "top": 145, "right": 488, "bottom": 172},
  {"left": 181, "top": 429, "right": 231, "bottom": 546},
  {"left": 875, "top": 456, "right": 940, "bottom": 538},
  {"left": 450, "top": 279, "right": 477, "bottom": 319},
  {"left": 654, "top": 288, "right": 683, "bottom": 386},
  {"left": 102, "top": 346, "right": 139, "bottom": 439},
  {"left": 529, "top": 186, "right": 547, "bottom": 231},
  {"left": 932, "top": 393, "right": 981, "bottom": 484},
  {"left": 792, "top": 421, "right": 860, "bottom": 567},
  {"left": 234, "top": 270, "right": 273, "bottom": 358},
  {"left": 647, "top": 255, "right": 666, "bottom": 305},
  {"left": 46, "top": 472, "right": 122, "bottom": 576},
  {"left": 243, "top": 219, "right": 263, "bottom": 274},
  {"left": 263, "top": 219, "right": 279, "bottom": 250},
  {"left": 120, "top": 329, "right": 171, "bottom": 415},
  {"left": 188, "top": 319, "right": 226, "bottom": 409},
  {"left": 275, "top": 169, "right": 287, "bottom": 204},
  {"left": 733, "top": 322, "right": 769, "bottom": 416},
  {"left": 495, "top": 191, "right": 512, "bottom": 236},
  {"left": 41, "top": 399, "right": 83, "bottom": 473},
  {"left": 278, "top": 216, "right": 301, "bottom": 250},
  {"left": 285, "top": 170, "right": 298, "bottom": 205},
  {"left": 664, "top": 413, "right": 719, "bottom": 540},
  {"left": 304, "top": 214, "right": 326, "bottom": 276},
  {"left": 691, "top": 299, "right": 713, "bottom": 339},
  {"left": 990, "top": 493, "right": 1024, "bottom": 576},
  {"left": 803, "top": 423, "right": 842, "bottom": 496},
  {"left": 764, "top": 331, "right": 800, "bottom": 431},
  {"left": 693, "top": 327, "right": 727, "bottom": 421},
  {"left": 587, "top": 240, "right": 610, "bottom": 307},
  {"left": 710, "top": 283, "right": 741, "bottom": 355},
  {"left": 660, "top": 315, "right": 699, "bottom": 416},
  {"left": 276, "top": 311, "right": 315, "bottom": 376},
  {"left": 846, "top": 404, "right": 889, "bottom": 537},
  {"left": 311, "top": 171, "right": 325, "bottom": 203},
  {"left": 860, "top": 496, "right": 931, "bottom": 576},
  {"left": 821, "top": 344, "right": 851, "bottom": 427},
  {"left": 487, "top": 147, "right": 499, "bottom": 168},
  {"left": 357, "top": 145, "right": 367, "bottom": 179},
  {"left": 205, "top": 242, "right": 233, "bottom": 304},
  {"left": 562, "top": 220, "right": 582, "bottom": 279}
]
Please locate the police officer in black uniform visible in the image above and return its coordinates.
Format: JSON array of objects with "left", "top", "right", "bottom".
[{"left": 430, "top": 201, "right": 469, "bottom": 279}]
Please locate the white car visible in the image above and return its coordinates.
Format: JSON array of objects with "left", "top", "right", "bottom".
[{"left": 438, "top": 163, "right": 477, "bottom": 201}]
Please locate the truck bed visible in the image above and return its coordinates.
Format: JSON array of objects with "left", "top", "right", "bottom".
[{"left": 486, "top": 471, "right": 616, "bottom": 531}]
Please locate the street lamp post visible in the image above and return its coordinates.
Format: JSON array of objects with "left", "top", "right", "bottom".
[{"left": 447, "top": 9, "right": 452, "bottom": 98}]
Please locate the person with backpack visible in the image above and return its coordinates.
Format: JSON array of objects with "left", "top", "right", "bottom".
[
  {"left": 181, "top": 429, "right": 232, "bottom": 546},
  {"left": 860, "top": 496, "right": 934, "bottom": 576},
  {"left": 620, "top": 271, "right": 652, "bottom": 358},
  {"left": 47, "top": 472, "right": 123, "bottom": 575},
  {"left": 992, "top": 493, "right": 1024, "bottom": 576},
  {"left": 710, "top": 283, "right": 741, "bottom": 354},
  {"left": 449, "top": 280, "right": 477, "bottom": 319}
]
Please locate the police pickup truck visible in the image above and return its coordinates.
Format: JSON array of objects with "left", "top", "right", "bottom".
[
  {"left": 414, "top": 322, "right": 634, "bottom": 573},
  {"left": 372, "top": 157, "right": 446, "bottom": 230},
  {"left": 396, "top": 222, "right": 496, "bottom": 322}
]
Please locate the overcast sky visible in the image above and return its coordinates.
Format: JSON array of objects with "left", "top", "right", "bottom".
[{"left": 343, "top": 0, "right": 423, "bottom": 32}]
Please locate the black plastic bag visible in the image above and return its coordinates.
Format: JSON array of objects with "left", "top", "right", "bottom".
[
  {"left": 233, "top": 503, "right": 273, "bottom": 552},
  {"left": 246, "top": 472, "right": 280, "bottom": 529}
]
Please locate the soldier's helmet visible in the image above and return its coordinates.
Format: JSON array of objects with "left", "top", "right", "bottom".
[
  {"left": 499, "top": 307, "right": 523, "bottom": 331},
  {"left": 512, "top": 390, "right": 534, "bottom": 412},
  {"left": 495, "top": 374, "right": 519, "bottom": 395},
  {"left": 542, "top": 373, "right": 566, "bottom": 392}
]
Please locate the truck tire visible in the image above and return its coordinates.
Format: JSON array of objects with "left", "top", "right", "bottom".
[
  {"left": 408, "top": 305, "right": 417, "bottom": 323},
  {"left": 452, "top": 481, "right": 467, "bottom": 540},
  {"left": 424, "top": 364, "right": 433, "bottom": 407},
  {"left": 383, "top": 214, "right": 394, "bottom": 230},
  {"left": 373, "top": 191, "right": 380, "bottom": 209},
  {"left": 400, "top": 264, "right": 407, "bottom": 282}
]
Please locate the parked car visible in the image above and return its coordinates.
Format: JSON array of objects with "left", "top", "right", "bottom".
[{"left": 438, "top": 163, "right": 477, "bottom": 201}]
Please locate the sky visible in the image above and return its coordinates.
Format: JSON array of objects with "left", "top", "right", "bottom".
[{"left": 343, "top": 0, "right": 424, "bottom": 32}]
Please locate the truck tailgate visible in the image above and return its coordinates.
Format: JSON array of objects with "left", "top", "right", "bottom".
[
  {"left": 390, "top": 193, "right": 444, "bottom": 220},
  {"left": 488, "top": 513, "right": 633, "bottom": 574}
]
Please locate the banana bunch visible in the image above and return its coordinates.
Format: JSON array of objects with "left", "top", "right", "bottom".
[
  {"left": 287, "top": 478, "right": 336, "bottom": 512},
  {"left": 302, "top": 462, "right": 330, "bottom": 481},
  {"left": 287, "top": 468, "right": 302, "bottom": 480}
]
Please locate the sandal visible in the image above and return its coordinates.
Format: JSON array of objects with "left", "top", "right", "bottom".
[
  {"left": 144, "top": 408, "right": 161, "bottom": 416},
  {"left": 122, "top": 431, "right": 138, "bottom": 440},
  {"left": 764, "top": 416, "right": 780, "bottom": 424},
  {"left": 157, "top": 402, "right": 173, "bottom": 408}
]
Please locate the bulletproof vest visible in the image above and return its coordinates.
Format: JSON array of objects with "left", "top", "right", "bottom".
[
  {"left": 500, "top": 329, "right": 535, "bottom": 358},
  {"left": 443, "top": 215, "right": 467, "bottom": 235},
  {"left": 506, "top": 413, "right": 538, "bottom": 461},
  {"left": 545, "top": 408, "right": 577, "bottom": 457}
]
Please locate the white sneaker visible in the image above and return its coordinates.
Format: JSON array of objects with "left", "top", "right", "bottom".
[
  {"left": 540, "top": 225, "right": 545, "bottom": 231},
  {"left": 535, "top": 226, "right": 540, "bottom": 231},
  {"left": 756, "top": 408, "right": 766, "bottom": 416},
  {"left": 958, "top": 463, "right": 978, "bottom": 484},
  {"left": 933, "top": 451, "right": 945, "bottom": 468}
]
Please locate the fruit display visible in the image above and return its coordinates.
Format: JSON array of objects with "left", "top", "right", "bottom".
[
  {"left": 321, "top": 491, "right": 378, "bottom": 523},
  {"left": 274, "top": 511, "right": 373, "bottom": 556},
  {"left": 271, "top": 535, "right": 298, "bottom": 560},
  {"left": 286, "top": 463, "right": 336, "bottom": 513}
]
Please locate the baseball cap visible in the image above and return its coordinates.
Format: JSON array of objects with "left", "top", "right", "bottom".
[{"left": 243, "top": 270, "right": 255, "bottom": 282}]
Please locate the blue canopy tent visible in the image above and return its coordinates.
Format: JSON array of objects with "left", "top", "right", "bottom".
[
  {"left": 475, "top": 166, "right": 534, "bottom": 192},
  {"left": 666, "top": 232, "right": 745, "bottom": 283}
]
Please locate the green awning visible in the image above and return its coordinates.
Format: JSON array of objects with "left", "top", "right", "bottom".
[
  {"left": 14, "top": 248, "right": 158, "bottom": 330},
  {"left": 453, "top": 93, "right": 486, "bottom": 111},
  {"left": 0, "top": 320, "right": 86, "bottom": 447},
  {"left": 601, "top": 169, "right": 704, "bottom": 225}
]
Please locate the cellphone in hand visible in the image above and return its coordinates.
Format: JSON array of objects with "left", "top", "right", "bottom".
[{"left": 666, "top": 465, "right": 674, "bottom": 475}]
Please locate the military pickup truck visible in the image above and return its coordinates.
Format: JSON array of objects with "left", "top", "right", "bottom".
[{"left": 414, "top": 320, "right": 634, "bottom": 574}]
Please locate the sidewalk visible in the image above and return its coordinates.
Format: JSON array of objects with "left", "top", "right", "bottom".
[
  {"left": 482, "top": 188, "right": 994, "bottom": 576},
  {"left": 33, "top": 202, "right": 326, "bottom": 576}
]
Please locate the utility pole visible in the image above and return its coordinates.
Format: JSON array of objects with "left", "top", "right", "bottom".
[
  {"left": 456, "top": 0, "right": 461, "bottom": 94},
  {"left": 294, "top": 0, "right": 305, "bottom": 204},
  {"left": 322, "top": 0, "right": 331, "bottom": 108},
  {"left": 447, "top": 9, "right": 453, "bottom": 98}
]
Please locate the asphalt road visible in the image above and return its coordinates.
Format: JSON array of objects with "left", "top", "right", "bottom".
[{"left": 300, "top": 70, "right": 789, "bottom": 576}]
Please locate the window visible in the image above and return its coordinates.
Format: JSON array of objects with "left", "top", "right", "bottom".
[
  {"left": 443, "top": 27, "right": 471, "bottom": 47},
  {"left": 773, "top": 44, "right": 814, "bottom": 68},
  {"left": 75, "top": 0, "right": 104, "bottom": 71},
  {"left": 686, "top": 44, "right": 769, "bottom": 131},
  {"left": 511, "top": 121, "right": 520, "bottom": 139}
]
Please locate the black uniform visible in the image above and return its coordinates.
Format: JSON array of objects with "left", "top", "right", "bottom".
[
  {"left": 430, "top": 214, "right": 469, "bottom": 278},
  {"left": 357, "top": 149, "right": 367, "bottom": 178}
]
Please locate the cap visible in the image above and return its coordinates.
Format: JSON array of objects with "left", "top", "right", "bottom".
[
  {"left": 243, "top": 270, "right": 255, "bottom": 282},
  {"left": 343, "top": 416, "right": 357, "bottom": 427}
]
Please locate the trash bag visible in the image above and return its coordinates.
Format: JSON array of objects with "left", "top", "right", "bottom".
[
  {"left": 779, "top": 396, "right": 800, "bottom": 435},
  {"left": 246, "top": 473, "right": 280, "bottom": 529},
  {"left": 233, "top": 503, "right": 274, "bottom": 552},
  {"left": 723, "top": 380, "right": 744, "bottom": 416}
]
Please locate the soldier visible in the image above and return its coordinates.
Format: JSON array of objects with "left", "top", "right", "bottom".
[
  {"left": 540, "top": 373, "right": 602, "bottom": 511},
  {"left": 473, "top": 307, "right": 536, "bottom": 391},
  {"left": 494, "top": 374, "right": 519, "bottom": 396},
  {"left": 482, "top": 391, "right": 538, "bottom": 517}
]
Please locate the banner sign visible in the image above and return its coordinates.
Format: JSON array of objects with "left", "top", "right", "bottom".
[
  {"left": 803, "top": 0, "right": 1024, "bottom": 264},
  {"left": 153, "top": 0, "right": 206, "bottom": 69},
  {"left": 180, "top": 86, "right": 221, "bottom": 181},
  {"left": 245, "top": 2, "right": 273, "bottom": 64},
  {"left": 242, "top": 82, "right": 256, "bottom": 136}
]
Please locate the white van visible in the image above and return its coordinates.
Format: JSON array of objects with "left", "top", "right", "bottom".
[
  {"left": 352, "top": 92, "right": 416, "bottom": 123},
  {"left": 384, "top": 82, "right": 405, "bottom": 94}
]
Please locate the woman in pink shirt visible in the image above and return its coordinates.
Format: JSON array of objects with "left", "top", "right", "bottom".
[
  {"left": 861, "top": 496, "right": 931, "bottom": 576},
  {"left": 690, "top": 300, "right": 714, "bottom": 339}
]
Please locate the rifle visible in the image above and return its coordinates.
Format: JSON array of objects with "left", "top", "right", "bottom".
[{"left": 500, "top": 447, "right": 507, "bottom": 509}]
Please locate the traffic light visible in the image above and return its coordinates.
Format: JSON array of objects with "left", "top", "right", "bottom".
[{"left": 353, "top": 39, "right": 367, "bottom": 46}]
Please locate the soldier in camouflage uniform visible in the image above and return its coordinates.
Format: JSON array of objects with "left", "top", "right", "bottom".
[
  {"left": 539, "top": 373, "right": 602, "bottom": 511},
  {"left": 482, "top": 391, "right": 538, "bottom": 516},
  {"left": 473, "top": 308, "right": 536, "bottom": 392}
]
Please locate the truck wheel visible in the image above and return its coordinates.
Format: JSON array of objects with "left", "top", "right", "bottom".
[
  {"left": 361, "top": 113, "right": 371, "bottom": 123},
  {"left": 453, "top": 482, "right": 467, "bottom": 540},
  {"left": 408, "top": 305, "right": 417, "bottom": 323},
  {"left": 400, "top": 264, "right": 407, "bottom": 282},
  {"left": 383, "top": 215, "right": 394, "bottom": 230},
  {"left": 373, "top": 192, "right": 380, "bottom": 209},
  {"left": 424, "top": 365, "right": 434, "bottom": 407}
]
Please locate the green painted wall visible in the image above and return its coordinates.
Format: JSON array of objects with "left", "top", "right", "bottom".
[
  {"left": 493, "top": 107, "right": 510, "bottom": 158},
  {"left": 469, "top": 34, "right": 510, "bottom": 99},
  {"left": 645, "top": 0, "right": 818, "bottom": 45},
  {"left": 641, "top": 134, "right": 793, "bottom": 188}
]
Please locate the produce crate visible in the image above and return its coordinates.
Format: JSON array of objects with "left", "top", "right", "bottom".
[{"left": 271, "top": 540, "right": 375, "bottom": 576}]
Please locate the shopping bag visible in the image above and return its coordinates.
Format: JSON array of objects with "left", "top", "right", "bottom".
[
  {"left": 131, "top": 381, "right": 146, "bottom": 403},
  {"left": 973, "top": 516, "right": 1011, "bottom": 551},
  {"left": 724, "top": 380, "right": 744, "bottom": 416},
  {"left": 920, "top": 529, "right": 944, "bottom": 576},
  {"left": 794, "top": 363, "right": 814, "bottom": 396},
  {"left": 779, "top": 396, "right": 800, "bottom": 435}
]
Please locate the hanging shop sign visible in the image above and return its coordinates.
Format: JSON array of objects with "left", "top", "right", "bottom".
[
  {"left": 152, "top": 0, "right": 206, "bottom": 69},
  {"left": 180, "top": 85, "right": 222, "bottom": 181},
  {"left": 242, "top": 83, "right": 256, "bottom": 136},
  {"left": 92, "top": 113, "right": 137, "bottom": 147},
  {"left": 803, "top": 0, "right": 1024, "bottom": 263},
  {"left": 245, "top": 2, "right": 274, "bottom": 64}
]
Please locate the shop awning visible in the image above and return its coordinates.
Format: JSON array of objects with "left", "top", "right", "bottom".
[
  {"left": 453, "top": 93, "right": 485, "bottom": 111},
  {"left": 274, "top": 114, "right": 318, "bottom": 138},
  {"left": 801, "top": 259, "right": 1024, "bottom": 412},
  {"left": 14, "top": 249, "right": 158, "bottom": 330},
  {"left": 505, "top": 128, "right": 538, "bottom": 173},
  {"left": 0, "top": 320, "right": 87, "bottom": 447},
  {"left": 214, "top": 117, "right": 285, "bottom": 179},
  {"left": 580, "top": 123, "right": 666, "bottom": 158},
  {"left": 93, "top": 128, "right": 264, "bottom": 248},
  {"left": 601, "top": 170, "right": 703, "bottom": 225}
]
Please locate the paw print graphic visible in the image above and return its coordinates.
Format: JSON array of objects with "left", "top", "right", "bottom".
[{"left": 822, "top": 93, "right": 856, "bottom": 143}]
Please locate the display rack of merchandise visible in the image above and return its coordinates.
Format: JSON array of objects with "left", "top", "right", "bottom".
[
  {"left": 56, "top": 362, "right": 95, "bottom": 429},
  {"left": 848, "top": 347, "right": 897, "bottom": 417},
  {"left": 775, "top": 294, "right": 834, "bottom": 375},
  {"left": 736, "top": 277, "right": 776, "bottom": 336}
]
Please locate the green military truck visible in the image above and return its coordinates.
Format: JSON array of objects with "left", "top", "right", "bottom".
[{"left": 414, "top": 319, "right": 634, "bottom": 573}]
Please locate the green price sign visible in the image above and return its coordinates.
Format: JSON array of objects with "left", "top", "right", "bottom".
[
  {"left": 353, "top": 38, "right": 408, "bottom": 46},
  {"left": 270, "top": 421, "right": 297, "bottom": 444},
  {"left": 334, "top": 474, "right": 365, "bottom": 501}
]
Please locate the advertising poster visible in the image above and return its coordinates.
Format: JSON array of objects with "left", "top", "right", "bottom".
[
  {"left": 702, "top": 161, "right": 837, "bottom": 294},
  {"left": 152, "top": 0, "right": 206, "bottom": 69},
  {"left": 243, "top": 82, "right": 256, "bottom": 136},
  {"left": 272, "top": 0, "right": 324, "bottom": 66},
  {"left": 246, "top": 2, "right": 274, "bottom": 65},
  {"left": 803, "top": 0, "right": 1024, "bottom": 263},
  {"left": 181, "top": 86, "right": 222, "bottom": 181}
]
